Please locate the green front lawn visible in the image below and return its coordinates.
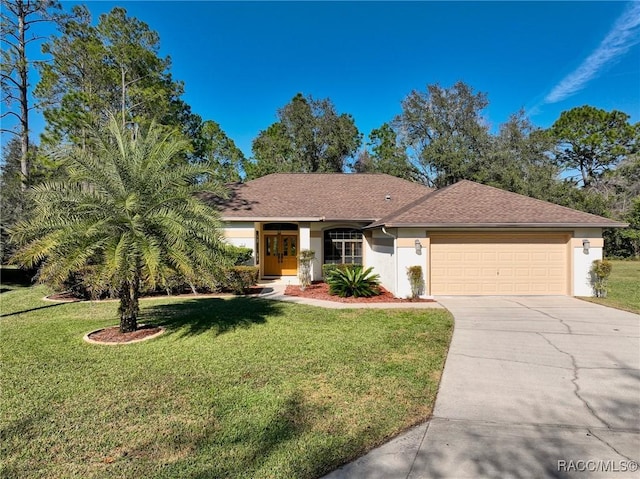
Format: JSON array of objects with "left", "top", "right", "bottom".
[
  {"left": 580, "top": 260, "right": 640, "bottom": 314},
  {"left": 0, "top": 277, "right": 452, "bottom": 479}
]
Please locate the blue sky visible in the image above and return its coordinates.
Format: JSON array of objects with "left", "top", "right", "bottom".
[{"left": 6, "top": 1, "right": 640, "bottom": 159}]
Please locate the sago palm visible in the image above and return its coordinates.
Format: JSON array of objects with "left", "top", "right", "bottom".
[{"left": 11, "top": 116, "right": 229, "bottom": 332}]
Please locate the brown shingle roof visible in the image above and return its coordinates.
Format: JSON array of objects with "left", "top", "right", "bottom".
[
  {"left": 367, "top": 180, "right": 627, "bottom": 228},
  {"left": 206, "top": 173, "right": 432, "bottom": 221}
]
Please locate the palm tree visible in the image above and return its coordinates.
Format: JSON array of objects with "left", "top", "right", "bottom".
[{"left": 11, "top": 116, "right": 230, "bottom": 332}]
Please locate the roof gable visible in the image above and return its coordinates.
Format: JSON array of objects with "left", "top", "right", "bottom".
[
  {"left": 368, "top": 180, "right": 627, "bottom": 228},
  {"left": 206, "top": 173, "right": 432, "bottom": 221}
]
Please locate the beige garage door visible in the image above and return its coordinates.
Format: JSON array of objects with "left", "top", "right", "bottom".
[{"left": 430, "top": 233, "right": 569, "bottom": 295}]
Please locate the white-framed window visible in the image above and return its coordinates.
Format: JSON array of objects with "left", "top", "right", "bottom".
[{"left": 323, "top": 228, "right": 363, "bottom": 265}]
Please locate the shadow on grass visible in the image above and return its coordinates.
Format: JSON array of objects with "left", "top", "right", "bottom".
[
  {"left": 131, "top": 390, "right": 343, "bottom": 479},
  {"left": 142, "top": 297, "right": 284, "bottom": 337},
  {"left": 0, "top": 302, "right": 68, "bottom": 318},
  {"left": 186, "top": 391, "right": 326, "bottom": 479}
]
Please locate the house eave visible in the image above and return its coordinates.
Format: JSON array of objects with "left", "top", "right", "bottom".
[
  {"left": 321, "top": 218, "right": 378, "bottom": 223},
  {"left": 221, "top": 216, "right": 324, "bottom": 222},
  {"left": 364, "top": 222, "right": 629, "bottom": 229},
  {"left": 222, "top": 216, "right": 379, "bottom": 223}
]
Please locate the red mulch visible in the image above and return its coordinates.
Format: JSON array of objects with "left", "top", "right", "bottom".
[
  {"left": 88, "top": 324, "right": 163, "bottom": 343},
  {"left": 141, "top": 286, "right": 265, "bottom": 298},
  {"left": 284, "top": 282, "right": 433, "bottom": 303},
  {"left": 48, "top": 291, "right": 81, "bottom": 301}
]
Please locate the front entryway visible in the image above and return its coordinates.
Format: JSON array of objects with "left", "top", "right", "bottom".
[{"left": 263, "top": 233, "right": 298, "bottom": 276}]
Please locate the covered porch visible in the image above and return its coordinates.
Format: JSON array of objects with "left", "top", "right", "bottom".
[{"left": 222, "top": 221, "right": 370, "bottom": 282}]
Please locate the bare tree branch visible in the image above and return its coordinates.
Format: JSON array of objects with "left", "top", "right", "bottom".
[
  {"left": 1, "top": 110, "right": 21, "bottom": 120},
  {"left": 1, "top": 73, "right": 22, "bottom": 89}
]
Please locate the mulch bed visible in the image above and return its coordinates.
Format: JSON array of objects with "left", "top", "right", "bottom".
[
  {"left": 47, "top": 291, "right": 82, "bottom": 301},
  {"left": 284, "top": 282, "right": 434, "bottom": 303},
  {"left": 87, "top": 324, "right": 163, "bottom": 343},
  {"left": 140, "top": 286, "right": 265, "bottom": 298}
]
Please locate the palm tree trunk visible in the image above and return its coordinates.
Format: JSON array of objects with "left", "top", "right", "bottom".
[{"left": 118, "top": 279, "right": 140, "bottom": 333}]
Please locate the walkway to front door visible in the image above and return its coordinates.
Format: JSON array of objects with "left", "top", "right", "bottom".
[{"left": 263, "top": 234, "right": 298, "bottom": 276}]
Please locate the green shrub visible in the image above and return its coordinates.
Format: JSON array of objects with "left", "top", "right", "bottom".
[
  {"left": 62, "top": 267, "right": 114, "bottom": 300},
  {"left": 590, "top": 259, "right": 613, "bottom": 298},
  {"left": 59, "top": 267, "right": 225, "bottom": 299},
  {"left": 225, "top": 244, "right": 254, "bottom": 265},
  {"left": 224, "top": 266, "right": 259, "bottom": 294},
  {"left": 57, "top": 249, "right": 256, "bottom": 298},
  {"left": 407, "top": 265, "right": 425, "bottom": 299},
  {"left": 327, "top": 265, "right": 380, "bottom": 298},
  {"left": 322, "top": 263, "right": 352, "bottom": 280}
]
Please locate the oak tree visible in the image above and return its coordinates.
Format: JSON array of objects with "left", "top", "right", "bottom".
[
  {"left": 396, "top": 81, "right": 492, "bottom": 188},
  {"left": 247, "top": 93, "right": 361, "bottom": 178}
]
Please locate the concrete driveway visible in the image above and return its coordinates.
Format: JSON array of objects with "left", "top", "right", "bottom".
[{"left": 324, "top": 296, "right": 640, "bottom": 479}]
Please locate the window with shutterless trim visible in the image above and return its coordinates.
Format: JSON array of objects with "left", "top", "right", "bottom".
[{"left": 323, "top": 228, "right": 363, "bottom": 265}]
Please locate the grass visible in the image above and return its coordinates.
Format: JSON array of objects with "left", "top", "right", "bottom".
[
  {"left": 579, "top": 260, "right": 640, "bottom": 314},
  {"left": 0, "top": 270, "right": 453, "bottom": 479}
]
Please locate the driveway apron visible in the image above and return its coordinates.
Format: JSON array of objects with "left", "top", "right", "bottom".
[{"left": 324, "top": 296, "right": 640, "bottom": 479}]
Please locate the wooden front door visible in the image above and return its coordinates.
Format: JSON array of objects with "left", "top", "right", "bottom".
[{"left": 263, "top": 234, "right": 298, "bottom": 276}]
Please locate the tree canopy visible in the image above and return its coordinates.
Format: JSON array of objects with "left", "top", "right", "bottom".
[
  {"left": 551, "top": 105, "right": 639, "bottom": 188},
  {"left": 192, "top": 120, "right": 246, "bottom": 183},
  {"left": 35, "top": 6, "right": 201, "bottom": 148},
  {"left": 354, "top": 123, "right": 420, "bottom": 181},
  {"left": 246, "top": 93, "right": 361, "bottom": 178},
  {"left": 396, "top": 81, "right": 492, "bottom": 188},
  {"left": 484, "top": 110, "right": 559, "bottom": 200}
]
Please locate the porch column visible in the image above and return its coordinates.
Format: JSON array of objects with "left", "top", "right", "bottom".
[
  {"left": 299, "top": 222, "right": 312, "bottom": 278},
  {"left": 254, "top": 222, "right": 262, "bottom": 277}
]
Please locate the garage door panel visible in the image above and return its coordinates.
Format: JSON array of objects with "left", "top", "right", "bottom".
[
  {"left": 495, "top": 283, "right": 513, "bottom": 294},
  {"left": 531, "top": 252, "right": 549, "bottom": 262},
  {"left": 465, "top": 267, "right": 481, "bottom": 278},
  {"left": 481, "top": 283, "right": 498, "bottom": 294},
  {"left": 482, "top": 252, "right": 498, "bottom": 262},
  {"left": 514, "top": 268, "right": 530, "bottom": 277},
  {"left": 481, "top": 267, "right": 496, "bottom": 277},
  {"left": 430, "top": 233, "right": 568, "bottom": 296},
  {"left": 498, "top": 268, "right": 514, "bottom": 279},
  {"left": 498, "top": 251, "right": 514, "bottom": 262}
]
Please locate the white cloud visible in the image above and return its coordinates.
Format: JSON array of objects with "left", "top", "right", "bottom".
[{"left": 544, "top": 2, "right": 640, "bottom": 104}]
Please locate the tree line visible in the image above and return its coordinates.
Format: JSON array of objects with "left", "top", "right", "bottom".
[{"left": 2, "top": 1, "right": 639, "bottom": 262}]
